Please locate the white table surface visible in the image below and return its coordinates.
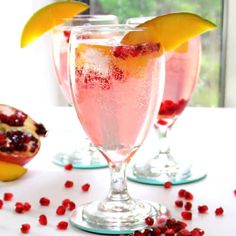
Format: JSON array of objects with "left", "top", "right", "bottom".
[{"left": 0, "top": 106, "right": 236, "bottom": 235}]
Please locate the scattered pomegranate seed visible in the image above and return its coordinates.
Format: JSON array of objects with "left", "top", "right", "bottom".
[
  {"left": 176, "top": 229, "right": 191, "bottom": 236},
  {"left": 215, "top": 207, "right": 224, "bottom": 216},
  {"left": 62, "top": 198, "right": 71, "bottom": 208},
  {"left": 3, "top": 192, "right": 13, "bottom": 201},
  {"left": 64, "top": 163, "right": 73, "bottom": 170},
  {"left": 184, "top": 202, "right": 192, "bottom": 211},
  {"left": 181, "top": 211, "right": 192, "bottom": 220},
  {"left": 234, "top": 190, "right": 236, "bottom": 196},
  {"left": 178, "top": 189, "right": 186, "bottom": 198},
  {"left": 15, "top": 202, "right": 24, "bottom": 213},
  {"left": 20, "top": 224, "right": 30, "bottom": 234},
  {"left": 191, "top": 228, "right": 205, "bottom": 236},
  {"left": 39, "top": 197, "right": 50, "bottom": 206},
  {"left": 68, "top": 201, "right": 76, "bottom": 211},
  {"left": 23, "top": 202, "right": 31, "bottom": 212},
  {"left": 164, "top": 181, "right": 172, "bottom": 189},
  {"left": 64, "top": 180, "right": 74, "bottom": 188},
  {"left": 184, "top": 191, "right": 194, "bottom": 201},
  {"left": 198, "top": 205, "right": 208, "bottom": 214},
  {"left": 56, "top": 205, "right": 66, "bottom": 216},
  {"left": 145, "top": 216, "right": 154, "bottom": 226},
  {"left": 165, "top": 228, "right": 175, "bottom": 236},
  {"left": 175, "top": 200, "right": 184, "bottom": 208},
  {"left": 39, "top": 214, "right": 47, "bottom": 225},
  {"left": 57, "top": 221, "right": 68, "bottom": 230},
  {"left": 158, "top": 224, "right": 168, "bottom": 233},
  {"left": 81, "top": 183, "right": 90, "bottom": 192},
  {"left": 0, "top": 199, "right": 3, "bottom": 209}
]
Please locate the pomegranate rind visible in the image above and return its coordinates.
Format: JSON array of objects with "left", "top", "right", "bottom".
[{"left": 0, "top": 104, "right": 46, "bottom": 166}]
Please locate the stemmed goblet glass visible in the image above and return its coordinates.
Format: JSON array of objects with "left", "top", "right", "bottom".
[
  {"left": 68, "top": 25, "right": 169, "bottom": 234},
  {"left": 51, "top": 15, "right": 118, "bottom": 168},
  {"left": 126, "top": 17, "right": 205, "bottom": 184}
]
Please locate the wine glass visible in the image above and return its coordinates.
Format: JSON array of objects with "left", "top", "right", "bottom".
[
  {"left": 68, "top": 25, "right": 169, "bottom": 234},
  {"left": 126, "top": 17, "right": 205, "bottom": 185},
  {"left": 51, "top": 15, "right": 118, "bottom": 169}
]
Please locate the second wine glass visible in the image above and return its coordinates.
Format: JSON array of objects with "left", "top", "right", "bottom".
[
  {"left": 51, "top": 15, "right": 118, "bottom": 169},
  {"left": 126, "top": 17, "right": 206, "bottom": 185}
]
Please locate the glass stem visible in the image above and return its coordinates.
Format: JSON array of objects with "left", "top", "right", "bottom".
[
  {"left": 107, "top": 161, "right": 131, "bottom": 202},
  {"left": 155, "top": 125, "right": 172, "bottom": 158}
]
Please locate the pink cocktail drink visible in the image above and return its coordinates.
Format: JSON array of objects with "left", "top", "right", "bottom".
[
  {"left": 157, "top": 37, "right": 201, "bottom": 127},
  {"left": 72, "top": 42, "right": 164, "bottom": 163},
  {"left": 69, "top": 25, "right": 169, "bottom": 233},
  {"left": 129, "top": 37, "right": 203, "bottom": 185}
]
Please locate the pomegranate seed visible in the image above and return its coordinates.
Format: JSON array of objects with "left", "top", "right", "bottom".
[
  {"left": 166, "top": 218, "right": 176, "bottom": 229},
  {"left": 56, "top": 205, "right": 66, "bottom": 215},
  {"left": 198, "top": 205, "right": 208, "bottom": 214},
  {"left": 164, "top": 181, "right": 172, "bottom": 189},
  {"left": 145, "top": 216, "right": 154, "bottom": 226},
  {"left": 184, "top": 191, "right": 193, "bottom": 200},
  {"left": 184, "top": 202, "right": 192, "bottom": 211},
  {"left": 39, "top": 214, "right": 47, "bottom": 225},
  {"left": 181, "top": 211, "right": 192, "bottom": 220},
  {"left": 234, "top": 190, "right": 236, "bottom": 196},
  {"left": 20, "top": 224, "right": 30, "bottom": 234},
  {"left": 158, "top": 224, "right": 168, "bottom": 233},
  {"left": 3, "top": 192, "right": 13, "bottom": 201},
  {"left": 0, "top": 199, "right": 3, "bottom": 209},
  {"left": 165, "top": 228, "right": 175, "bottom": 236},
  {"left": 15, "top": 202, "right": 24, "bottom": 213},
  {"left": 175, "top": 200, "right": 183, "bottom": 208},
  {"left": 64, "top": 163, "right": 73, "bottom": 170},
  {"left": 39, "top": 197, "right": 50, "bottom": 206},
  {"left": 57, "top": 221, "right": 68, "bottom": 230},
  {"left": 191, "top": 228, "right": 205, "bottom": 236},
  {"left": 215, "top": 207, "right": 224, "bottom": 216},
  {"left": 152, "top": 227, "right": 161, "bottom": 234},
  {"left": 172, "top": 220, "right": 188, "bottom": 232},
  {"left": 68, "top": 201, "right": 76, "bottom": 211},
  {"left": 178, "top": 189, "right": 186, "bottom": 198},
  {"left": 176, "top": 229, "right": 191, "bottom": 236},
  {"left": 157, "top": 119, "right": 168, "bottom": 125},
  {"left": 23, "top": 202, "right": 31, "bottom": 211},
  {"left": 62, "top": 198, "right": 71, "bottom": 208},
  {"left": 133, "top": 230, "right": 143, "bottom": 236},
  {"left": 81, "top": 183, "right": 90, "bottom": 192},
  {"left": 64, "top": 180, "right": 74, "bottom": 188}
]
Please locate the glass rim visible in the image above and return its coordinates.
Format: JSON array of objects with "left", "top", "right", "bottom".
[
  {"left": 70, "top": 24, "right": 147, "bottom": 34},
  {"left": 53, "top": 14, "right": 119, "bottom": 30}
]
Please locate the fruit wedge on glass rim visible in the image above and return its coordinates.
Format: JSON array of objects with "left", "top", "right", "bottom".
[
  {"left": 20, "top": 0, "right": 89, "bottom": 48},
  {"left": 122, "top": 12, "right": 216, "bottom": 51}
]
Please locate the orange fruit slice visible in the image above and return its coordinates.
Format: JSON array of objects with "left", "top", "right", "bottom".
[
  {"left": 21, "top": 1, "right": 89, "bottom": 48},
  {"left": 122, "top": 12, "right": 216, "bottom": 51},
  {"left": 0, "top": 161, "right": 27, "bottom": 182}
]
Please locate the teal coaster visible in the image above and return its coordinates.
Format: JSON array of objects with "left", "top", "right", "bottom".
[
  {"left": 127, "top": 165, "right": 207, "bottom": 185},
  {"left": 53, "top": 153, "right": 108, "bottom": 169}
]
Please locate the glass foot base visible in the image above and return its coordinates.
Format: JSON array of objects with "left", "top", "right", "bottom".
[
  {"left": 53, "top": 152, "right": 108, "bottom": 169},
  {"left": 69, "top": 200, "right": 170, "bottom": 235},
  {"left": 127, "top": 162, "right": 207, "bottom": 185}
]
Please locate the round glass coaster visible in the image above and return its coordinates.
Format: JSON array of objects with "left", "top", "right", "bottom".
[
  {"left": 69, "top": 201, "right": 170, "bottom": 235},
  {"left": 53, "top": 152, "right": 108, "bottom": 169},
  {"left": 127, "top": 163, "right": 207, "bottom": 185}
]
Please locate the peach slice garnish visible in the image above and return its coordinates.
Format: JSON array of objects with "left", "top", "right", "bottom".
[
  {"left": 122, "top": 12, "right": 216, "bottom": 51},
  {"left": 21, "top": 1, "right": 89, "bottom": 48}
]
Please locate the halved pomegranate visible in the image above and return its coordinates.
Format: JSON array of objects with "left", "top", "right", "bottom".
[{"left": 0, "top": 104, "right": 47, "bottom": 166}]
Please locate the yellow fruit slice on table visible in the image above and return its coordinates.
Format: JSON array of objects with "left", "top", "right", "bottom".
[
  {"left": 0, "top": 161, "right": 27, "bottom": 182},
  {"left": 122, "top": 12, "right": 216, "bottom": 51},
  {"left": 21, "top": 1, "right": 89, "bottom": 48}
]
